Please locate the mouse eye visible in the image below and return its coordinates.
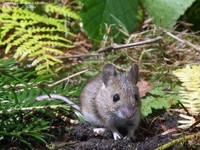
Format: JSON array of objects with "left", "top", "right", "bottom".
[
  {"left": 134, "top": 93, "right": 139, "bottom": 101},
  {"left": 113, "top": 93, "right": 120, "bottom": 102}
]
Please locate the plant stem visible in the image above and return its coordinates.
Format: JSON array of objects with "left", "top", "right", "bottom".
[
  {"left": 0, "top": 105, "right": 70, "bottom": 114},
  {"left": 155, "top": 132, "right": 200, "bottom": 150}
]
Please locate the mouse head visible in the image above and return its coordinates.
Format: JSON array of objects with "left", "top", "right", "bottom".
[{"left": 96, "top": 63, "right": 140, "bottom": 122}]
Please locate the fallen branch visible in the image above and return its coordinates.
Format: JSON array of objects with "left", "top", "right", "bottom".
[
  {"left": 61, "top": 36, "right": 163, "bottom": 58},
  {"left": 97, "top": 36, "right": 163, "bottom": 53},
  {"left": 57, "top": 53, "right": 99, "bottom": 59}
]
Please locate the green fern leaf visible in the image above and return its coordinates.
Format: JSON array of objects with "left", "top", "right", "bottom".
[
  {"left": 29, "top": 48, "right": 63, "bottom": 58},
  {"left": 0, "top": 24, "right": 14, "bottom": 40},
  {"left": 44, "top": 54, "right": 62, "bottom": 63},
  {"left": 4, "top": 30, "right": 23, "bottom": 46},
  {"left": 39, "top": 41, "right": 73, "bottom": 48},
  {"left": 27, "top": 27, "right": 62, "bottom": 33},
  {"left": 45, "top": 4, "right": 80, "bottom": 20},
  {"left": 34, "top": 34, "right": 72, "bottom": 43},
  {"left": 0, "top": 4, "right": 79, "bottom": 75},
  {"left": 46, "top": 48, "right": 64, "bottom": 55},
  {"left": 12, "top": 33, "right": 32, "bottom": 47}
]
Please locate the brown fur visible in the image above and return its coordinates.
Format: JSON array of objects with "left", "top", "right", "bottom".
[{"left": 80, "top": 63, "right": 141, "bottom": 140}]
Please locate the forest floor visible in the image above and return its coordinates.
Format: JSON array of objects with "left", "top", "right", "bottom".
[
  {"left": 1, "top": 110, "right": 200, "bottom": 150},
  {"left": 1, "top": 27, "right": 200, "bottom": 150},
  {"left": 48, "top": 111, "right": 199, "bottom": 150}
]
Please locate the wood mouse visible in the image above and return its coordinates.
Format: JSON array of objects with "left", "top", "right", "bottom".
[
  {"left": 36, "top": 63, "right": 140, "bottom": 140},
  {"left": 80, "top": 63, "right": 141, "bottom": 140}
]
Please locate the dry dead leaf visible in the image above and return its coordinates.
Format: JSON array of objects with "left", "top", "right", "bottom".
[{"left": 137, "top": 80, "right": 153, "bottom": 97}]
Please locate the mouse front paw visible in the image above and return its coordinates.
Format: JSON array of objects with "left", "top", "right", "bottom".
[{"left": 112, "top": 131, "right": 122, "bottom": 140}]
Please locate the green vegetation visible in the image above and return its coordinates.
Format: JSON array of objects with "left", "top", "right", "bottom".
[
  {"left": 80, "top": 0, "right": 195, "bottom": 43},
  {"left": 80, "top": 0, "right": 139, "bottom": 43},
  {"left": 0, "top": 58, "right": 74, "bottom": 148},
  {"left": 0, "top": 2, "right": 79, "bottom": 75},
  {"left": 141, "top": 82, "right": 180, "bottom": 117},
  {"left": 142, "top": 0, "right": 195, "bottom": 29},
  {"left": 0, "top": 0, "right": 199, "bottom": 149}
]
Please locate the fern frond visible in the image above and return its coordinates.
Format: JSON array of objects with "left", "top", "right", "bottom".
[
  {"left": 34, "top": 34, "right": 72, "bottom": 43},
  {"left": 6, "top": 31, "right": 33, "bottom": 50},
  {"left": 178, "top": 114, "right": 196, "bottom": 129},
  {"left": 26, "top": 26, "right": 64, "bottom": 33},
  {"left": 45, "top": 4, "right": 80, "bottom": 20},
  {"left": 0, "top": 24, "right": 15, "bottom": 40},
  {"left": 0, "top": 4, "right": 79, "bottom": 75},
  {"left": 173, "top": 65, "right": 200, "bottom": 129},
  {"left": 39, "top": 41, "right": 73, "bottom": 48},
  {"left": 45, "top": 48, "right": 65, "bottom": 55},
  {"left": 43, "top": 54, "right": 63, "bottom": 63},
  {"left": 29, "top": 48, "right": 64, "bottom": 58},
  {"left": 3, "top": 29, "right": 23, "bottom": 46},
  {"left": 33, "top": 54, "right": 62, "bottom": 75}
]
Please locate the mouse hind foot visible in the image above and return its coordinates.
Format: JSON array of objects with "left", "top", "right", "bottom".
[{"left": 93, "top": 128, "right": 106, "bottom": 136}]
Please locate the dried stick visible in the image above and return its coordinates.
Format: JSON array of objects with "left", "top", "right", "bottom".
[
  {"left": 97, "top": 36, "right": 163, "bottom": 53},
  {"left": 189, "top": 119, "right": 200, "bottom": 131},
  {"left": 57, "top": 53, "right": 99, "bottom": 59},
  {"left": 58, "top": 36, "right": 163, "bottom": 59},
  {"left": 48, "top": 69, "right": 88, "bottom": 87},
  {"left": 178, "top": 100, "right": 192, "bottom": 116},
  {"left": 0, "top": 105, "right": 70, "bottom": 114},
  {"left": 162, "top": 28, "right": 200, "bottom": 51}
]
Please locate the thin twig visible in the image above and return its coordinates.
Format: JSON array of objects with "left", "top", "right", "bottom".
[
  {"left": 188, "top": 118, "right": 200, "bottom": 131},
  {"left": 162, "top": 28, "right": 200, "bottom": 51},
  {"left": 169, "top": 109, "right": 198, "bottom": 116},
  {"left": 109, "top": 63, "right": 127, "bottom": 71},
  {"left": 48, "top": 69, "right": 88, "bottom": 87},
  {"left": 56, "top": 36, "right": 163, "bottom": 59},
  {"left": 56, "top": 53, "right": 99, "bottom": 59},
  {"left": 0, "top": 105, "right": 70, "bottom": 114},
  {"left": 178, "top": 100, "right": 192, "bottom": 116},
  {"left": 97, "top": 36, "right": 163, "bottom": 53}
]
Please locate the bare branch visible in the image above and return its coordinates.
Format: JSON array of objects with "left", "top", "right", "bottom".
[
  {"left": 97, "top": 36, "right": 163, "bottom": 53},
  {"left": 48, "top": 69, "right": 88, "bottom": 87}
]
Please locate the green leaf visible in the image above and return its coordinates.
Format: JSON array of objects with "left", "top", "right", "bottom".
[
  {"left": 143, "top": 0, "right": 195, "bottom": 29},
  {"left": 26, "top": 132, "right": 47, "bottom": 144},
  {"left": 80, "top": 0, "right": 138, "bottom": 43},
  {"left": 0, "top": 5, "right": 78, "bottom": 75},
  {"left": 141, "top": 82, "right": 180, "bottom": 117},
  {"left": 19, "top": 139, "right": 33, "bottom": 149}
]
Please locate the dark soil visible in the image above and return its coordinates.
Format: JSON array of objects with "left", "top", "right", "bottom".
[
  {"left": 50, "top": 111, "right": 198, "bottom": 150},
  {"left": 2, "top": 111, "right": 200, "bottom": 150}
]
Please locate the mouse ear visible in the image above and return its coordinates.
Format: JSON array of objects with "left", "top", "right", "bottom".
[
  {"left": 102, "top": 63, "right": 117, "bottom": 86},
  {"left": 128, "top": 63, "right": 139, "bottom": 84}
]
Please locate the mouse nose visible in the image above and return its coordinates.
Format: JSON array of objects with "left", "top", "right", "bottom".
[
  {"left": 126, "top": 112, "right": 134, "bottom": 120},
  {"left": 121, "top": 108, "right": 135, "bottom": 120}
]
